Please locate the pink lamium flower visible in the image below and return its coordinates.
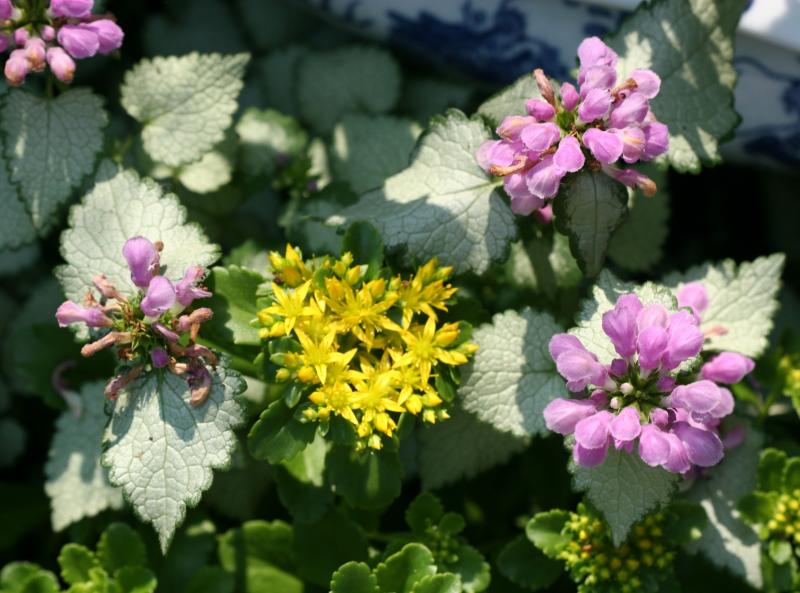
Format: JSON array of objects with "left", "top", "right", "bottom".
[
  {"left": 1, "top": 0, "right": 123, "bottom": 86},
  {"left": 50, "top": 0, "right": 94, "bottom": 18},
  {"left": 476, "top": 36, "right": 668, "bottom": 216},
  {"left": 55, "top": 237, "right": 217, "bottom": 406},
  {"left": 544, "top": 287, "right": 750, "bottom": 474}
]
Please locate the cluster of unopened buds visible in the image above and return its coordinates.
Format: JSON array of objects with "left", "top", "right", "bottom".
[
  {"left": 1, "top": 0, "right": 123, "bottom": 86},
  {"left": 544, "top": 282, "right": 754, "bottom": 474},
  {"left": 477, "top": 36, "right": 668, "bottom": 215},
  {"left": 55, "top": 237, "right": 217, "bottom": 406}
]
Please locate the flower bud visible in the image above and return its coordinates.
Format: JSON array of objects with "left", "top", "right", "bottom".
[
  {"left": 140, "top": 276, "right": 176, "bottom": 318},
  {"left": 25, "top": 37, "right": 46, "bottom": 72},
  {"left": 57, "top": 24, "right": 100, "bottom": 59},
  {"left": 0, "top": 0, "right": 12, "bottom": 19},
  {"left": 543, "top": 397, "right": 598, "bottom": 435},
  {"left": 630, "top": 69, "right": 661, "bottom": 99},
  {"left": 151, "top": 347, "right": 170, "bottom": 369},
  {"left": 122, "top": 236, "right": 160, "bottom": 287},
  {"left": 50, "top": 0, "right": 94, "bottom": 18},
  {"left": 85, "top": 19, "right": 124, "bottom": 54},
  {"left": 609, "top": 93, "right": 650, "bottom": 128},
  {"left": 13, "top": 28, "right": 28, "bottom": 47},
  {"left": 642, "top": 121, "right": 669, "bottom": 160},
  {"left": 4, "top": 49, "right": 27, "bottom": 86},
  {"left": 582, "top": 128, "right": 623, "bottom": 163},
  {"left": 671, "top": 422, "right": 723, "bottom": 468},
  {"left": 601, "top": 165, "right": 657, "bottom": 196},
  {"left": 534, "top": 68, "right": 556, "bottom": 106},
  {"left": 175, "top": 265, "right": 211, "bottom": 307},
  {"left": 0, "top": 34, "right": 9, "bottom": 53},
  {"left": 56, "top": 300, "right": 113, "bottom": 328},
  {"left": 560, "top": 82, "right": 580, "bottom": 111},
  {"left": 701, "top": 352, "right": 755, "bottom": 384},
  {"left": 525, "top": 98, "right": 555, "bottom": 122},
  {"left": 578, "top": 88, "right": 611, "bottom": 122},
  {"left": 520, "top": 122, "right": 560, "bottom": 152},
  {"left": 46, "top": 46, "right": 76, "bottom": 83},
  {"left": 677, "top": 282, "right": 708, "bottom": 319},
  {"left": 42, "top": 26, "right": 56, "bottom": 42}
]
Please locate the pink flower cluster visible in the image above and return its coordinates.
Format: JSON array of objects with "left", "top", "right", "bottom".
[
  {"left": 1, "top": 0, "right": 123, "bottom": 86},
  {"left": 56, "top": 237, "right": 217, "bottom": 406},
  {"left": 477, "top": 36, "right": 668, "bottom": 215},
  {"left": 544, "top": 284, "right": 754, "bottom": 474}
]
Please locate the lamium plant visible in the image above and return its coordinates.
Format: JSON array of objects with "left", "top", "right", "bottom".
[{"left": 0, "top": 0, "right": 794, "bottom": 591}]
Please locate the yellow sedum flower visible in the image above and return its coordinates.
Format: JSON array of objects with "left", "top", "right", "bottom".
[{"left": 258, "top": 244, "right": 477, "bottom": 450}]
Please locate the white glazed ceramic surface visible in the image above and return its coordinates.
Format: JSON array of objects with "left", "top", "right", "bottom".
[{"left": 304, "top": 0, "right": 800, "bottom": 167}]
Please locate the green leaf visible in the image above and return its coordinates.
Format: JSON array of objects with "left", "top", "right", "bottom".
[
  {"left": 758, "top": 448, "right": 788, "bottom": 492},
  {"left": 297, "top": 46, "right": 401, "bottom": 134},
  {"left": 44, "top": 382, "right": 123, "bottom": 531},
  {"left": 121, "top": 53, "right": 250, "bottom": 167},
  {"left": 0, "top": 417, "right": 24, "bottom": 468},
  {"left": 571, "top": 448, "right": 679, "bottom": 546},
  {"left": 417, "top": 405, "right": 528, "bottom": 490},
  {"left": 1, "top": 88, "right": 107, "bottom": 236},
  {"left": 497, "top": 535, "right": 562, "bottom": 591},
  {"left": 58, "top": 544, "right": 101, "bottom": 585},
  {"left": 553, "top": 171, "right": 629, "bottom": 277},
  {"left": 762, "top": 552, "right": 796, "bottom": 593},
  {"left": 0, "top": 243, "right": 39, "bottom": 277},
  {"left": 247, "top": 399, "right": 317, "bottom": 464},
  {"left": 406, "top": 493, "right": 444, "bottom": 534},
  {"left": 769, "top": 540, "right": 793, "bottom": 565},
  {"left": 275, "top": 433, "right": 332, "bottom": 523},
  {"left": 182, "top": 566, "right": 234, "bottom": 593},
  {"left": 607, "top": 168, "right": 670, "bottom": 272},
  {"left": 738, "top": 492, "right": 778, "bottom": 525},
  {"left": 446, "top": 545, "right": 489, "bottom": 593},
  {"left": 256, "top": 46, "right": 308, "bottom": 118},
  {"left": 477, "top": 72, "right": 541, "bottom": 128},
  {"left": 292, "top": 509, "right": 368, "bottom": 587},
  {"left": 607, "top": 0, "right": 746, "bottom": 172},
  {"left": 328, "top": 110, "right": 516, "bottom": 275},
  {"left": 783, "top": 458, "right": 800, "bottom": 492},
  {"left": 401, "top": 78, "right": 474, "bottom": 124},
  {"left": 0, "top": 154, "right": 36, "bottom": 250},
  {"left": 506, "top": 231, "right": 581, "bottom": 297},
  {"left": 56, "top": 165, "right": 220, "bottom": 319},
  {"left": 237, "top": 0, "right": 306, "bottom": 51},
  {"left": 459, "top": 308, "right": 567, "bottom": 438},
  {"left": 331, "top": 114, "right": 421, "bottom": 193},
  {"left": 102, "top": 362, "right": 246, "bottom": 552},
  {"left": 341, "top": 221, "right": 384, "bottom": 280},
  {"left": 662, "top": 501, "right": 708, "bottom": 545},
  {"left": 572, "top": 271, "right": 677, "bottom": 365},
  {"left": 116, "top": 567, "right": 157, "bottom": 593},
  {"left": 0, "top": 563, "right": 59, "bottom": 593},
  {"left": 96, "top": 523, "right": 147, "bottom": 574},
  {"left": 204, "top": 265, "right": 266, "bottom": 346},
  {"left": 375, "top": 543, "right": 438, "bottom": 593},
  {"left": 329, "top": 562, "right": 379, "bottom": 593},
  {"left": 663, "top": 254, "right": 785, "bottom": 358},
  {"left": 326, "top": 445, "right": 403, "bottom": 510},
  {"left": 684, "top": 426, "right": 764, "bottom": 589},
  {"left": 412, "top": 573, "right": 462, "bottom": 593},
  {"left": 526, "top": 510, "right": 571, "bottom": 557},
  {"left": 236, "top": 108, "right": 308, "bottom": 178},
  {"left": 218, "top": 520, "right": 295, "bottom": 573}
]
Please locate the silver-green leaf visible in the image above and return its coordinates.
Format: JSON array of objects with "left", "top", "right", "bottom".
[
  {"left": 121, "top": 53, "right": 250, "bottom": 167},
  {"left": 102, "top": 362, "right": 245, "bottom": 552},
  {"left": 572, "top": 448, "right": 679, "bottom": 545},
  {"left": 663, "top": 254, "right": 785, "bottom": 358},
  {"left": 56, "top": 164, "right": 220, "bottom": 309},
  {"left": 1, "top": 88, "right": 107, "bottom": 236},
  {"left": 459, "top": 308, "right": 567, "bottom": 437},
  {"left": 607, "top": 0, "right": 747, "bottom": 172},
  {"left": 44, "top": 382, "right": 123, "bottom": 532},
  {"left": 328, "top": 110, "right": 516, "bottom": 275}
]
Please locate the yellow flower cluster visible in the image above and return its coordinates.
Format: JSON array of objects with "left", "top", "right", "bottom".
[
  {"left": 559, "top": 507, "right": 673, "bottom": 593},
  {"left": 257, "top": 245, "right": 477, "bottom": 450},
  {"left": 766, "top": 491, "right": 800, "bottom": 544}
]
